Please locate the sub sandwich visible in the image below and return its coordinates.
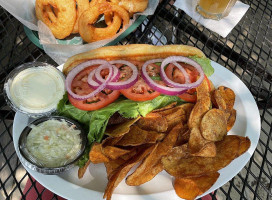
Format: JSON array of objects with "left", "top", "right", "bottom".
[{"left": 57, "top": 44, "right": 214, "bottom": 168}]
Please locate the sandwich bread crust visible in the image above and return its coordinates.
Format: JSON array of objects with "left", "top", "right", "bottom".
[{"left": 63, "top": 44, "right": 206, "bottom": 75}]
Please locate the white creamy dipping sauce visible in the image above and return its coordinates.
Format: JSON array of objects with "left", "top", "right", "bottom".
[{"left": 7, "top": 66, "right": 65, "bottom": 113}]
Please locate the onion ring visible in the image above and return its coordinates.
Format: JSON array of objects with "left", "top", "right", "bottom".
[
  {"left": 44, "top": 5, "right": 58, "bottom": 24},
  {"left": 35, "top": 0, "right": 77, "bottom": 39},
  {"left": 110, "top": 0, "right": 149, "bottom": 13},
  {"left": 95, "top": 60, "right": 138, "bottom": 90},
  {"left": 95, "top": 64, "right": 120, "bottom": 83},
  {"left": 161, "top": 56, "right": 205, "bottom": 89},
  {"left": 141, "top": 59, "right": 188, "bottom": 96},
  {"left": 72, "top": 0, "right": 90, "bottom": 34},
  {"left": 87, "top": 69, "right": 100, "bottom": 89},
  {"left": 66, "top": 60, "right": 112, "bottom": 100},
  {"left": 89, "top": 0, "right": 114, "bottom": 26},
  {"left": 79, "top": 2, "right": 129, "bottom": 42},
  {"left": 89, "top": 0, "right": 104, "bottom": 7}
]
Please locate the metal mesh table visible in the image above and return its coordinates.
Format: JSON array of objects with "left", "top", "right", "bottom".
[{"left": 0, "top": 0, "right": 271, "bottom": 199}]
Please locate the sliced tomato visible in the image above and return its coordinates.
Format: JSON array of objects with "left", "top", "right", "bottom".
[
  {"left": 68, "top": 66, "right": 120, "bottom": 111},
  {"left": 178, "top": 93, "right": 197, "bottom": 103},
  {"left": 120, "top": 61, "right": 160, "bottom": 101},
  {"left": 165, "top": 62, "right": 202, "bottom": 103},
  {"left": 165, "top": 63, "right": 199, "bottom": 84}
]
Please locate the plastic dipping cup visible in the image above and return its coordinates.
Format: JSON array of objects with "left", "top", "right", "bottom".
[{"left": 196, "top": 0, "right": 238, "bottom": 20}]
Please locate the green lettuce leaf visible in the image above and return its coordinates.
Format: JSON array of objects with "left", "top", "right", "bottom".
[{"left": 189, "top": 56, "right": 214, "bottom": 77}]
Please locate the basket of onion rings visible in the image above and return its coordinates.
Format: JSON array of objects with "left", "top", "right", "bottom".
[
  {"left": 0, "top": 0, "right": 159, "bottom": 64},
  {"left": 24, "top": 15, "right": 147, "bottom": 49}
]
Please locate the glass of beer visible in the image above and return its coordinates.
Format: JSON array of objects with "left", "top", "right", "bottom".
[{"left": 196, "top": 0, "right": 238, "bottom": 20}]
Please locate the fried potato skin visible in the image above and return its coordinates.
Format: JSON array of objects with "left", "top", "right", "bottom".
[
  {"left": 188, "top": 97, "right": 211, "bottom": 129},
  {"left": 132, "top": 162, "right": 163, "bottom": 185},
  {"left": 191, "top": 142, "right": 216, "bottom": 157},
  {"left": 89, "top": 143, "right": 109, "bottom": 164},
  {"left": 237, "top": 136, "right": 251, "bottom": 156},
  {"left": 78, "top": 160, "right": 91, "bottom": 179},
  {"left": 200, "top": 109, "right": 227, "bottom": 141},
  {"left": 102, "top": 146, "right": 130, "bottom": 160},
  {"left": 103, "top": 145, "right": 155, "bottom": 200},
  {"left": 212, "top": 89, "right": 227, "bottom": 110},
  {"left": 187, "top": 78, "right": 220, "bottom": 156},
  {"left": 162, "top": 135, "right": 241, "bottom": 178},
  {"left": 106, "top": 117, "right": 140, "bottom": 137},
  {"left": 115, "top": 126, "right": 165, "bottom": 146},
  {"left": 227, "top": 109, "right": 236, "bottom": 131},
  {"left": 188, "top": 127, "right": 211, "bottom": 155},
  {"left": 217, "top": 86, "right": 235, "bottom": 110},
  {"left": 176, "top": 125, "right": 190, "bottom": 146},
  {"left": 126, "top": 124, "right": 181, "bottom": 185},
  {"left": 174, "top": 172, "right": 220, "bottom": 200},
  {"left": 162, "top": 144, "right": 190, "bottom": 162},
  {"left": 137, "top": 113, "right": 168, "bottom": 132}
]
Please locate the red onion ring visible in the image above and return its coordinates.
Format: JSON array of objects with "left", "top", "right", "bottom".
[
  {"left": 65, "top": 60, "right": 113, "bottom": 100},
  {"left": 95, "top": 60, "right": 138, "bottom": 90},
  {"left": 141, "top": 59, "right": 187, "bottom": 96},
  {"left": 95, "top": 64, "right": 120, "bottom": 85},
  {"left": 87, "top": 69, "right": 99, "bottom": 89},
  {"left": 161, "top": 56, "right": 204, "bottom": 89}
]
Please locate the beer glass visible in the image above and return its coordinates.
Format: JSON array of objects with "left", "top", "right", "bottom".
[{"left": 196, "top": 0, "right": 238, "bottom": 20}]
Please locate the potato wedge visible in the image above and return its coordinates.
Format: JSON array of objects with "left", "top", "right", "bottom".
[
  {"left": 103, "top": 145, "right": 155, "bottom": 200},
  {"left": 78, "top": 160, "right": 91, "bottom": 179},
  {"left": 197, "top": 77, "right": 211, "bottom": 101},
  {"left": 153, "top": 102, "right": 177, "bottom": 112},
  {"left": 213, "top": 86, "right": 235, "bottom": 112},
  {"left": 188, "top": 127, "right": 211, "bottom": 155},
  {"left": 105, "top": 158, "right": 126, "bottom": 179},
  {"left": 126, "top": 124, "right": 181, "bottom": 185},
  {"left": 181, "top": 103, "right": 195, "bottom": 121},
  {"left": 188, "top": 97, "right": 211, "bottom": 129},
  {"left": 164, "top": 106, "right": 186, "bottom": 122},
  {"left": 162, "top": 135, "right": 241, "bottom": 178},
  {"left": 176, "top": 124, "right": 190, "bottom": 146},
  {"left": 237, "top": 136, "right": 251, "bottom": 156},
  {"left": 191, "top": 142, "right": 216, "bottom": 157},
  {"left": 212, "top": 89, "right": 227, "bottom": 110},
  {"left": 154, "top": 105, "right": 181, "bottom": 116},
  {"left": 102, "top": 146, "right": 130, "bottom": 160},
  {"left": 89, "top": 143, "right": 109, "bottom": 164},
  {"left": 227, "top": 109, "right": 236, "bottom": 131},
  {"left": 115, "top": 126, "right": 165, "bottom": 146},
  {"left": 218, "top": 86, "right": 235, "bottom": 110},
  {"left": 105, "top": 117, "right": 140, "bottom": 137},
  {"left": 137, "top": 113, "right": 168, "bottom": 132},
  {"left": 127, "top": 161, "right": 164, "bottom": 186},
  {"left": 163, "top": 144, "right": 190, "bottom": 162},
  {"left": 102, "top": 136, "right": 123, "bottom": 147}
]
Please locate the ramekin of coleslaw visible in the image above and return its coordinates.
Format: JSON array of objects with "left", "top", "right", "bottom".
[{"left": 18, "top": 116, "right": 87, "bottom": 174}]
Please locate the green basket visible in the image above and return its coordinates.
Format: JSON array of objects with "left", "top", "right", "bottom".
[{"left": 24, "top": 15, "right": 147, "bottom": 49}]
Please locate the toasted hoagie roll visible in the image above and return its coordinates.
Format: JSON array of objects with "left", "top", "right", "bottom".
[{"left": 63, "top": 44, "right": 206, "bottom": 75}]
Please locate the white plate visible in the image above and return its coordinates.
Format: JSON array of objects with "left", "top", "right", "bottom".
[{"left": 13, "top": 61, "right": 260, "bottom": 200}]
